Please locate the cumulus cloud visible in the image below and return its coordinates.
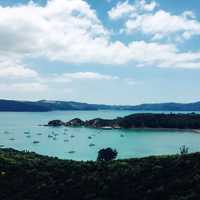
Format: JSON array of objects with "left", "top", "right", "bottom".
[
  {"left": 140, "top": 0, "right": 157, "bottom": 11},
  {"left": 0, "top": 0, "right": 199, "bottom": 71},
  {"left": 108, "top": 0, "right": 157, "bottom": 20},
  {"left": 0, "top": 0, "right": 110, "bottom": 63},
  {"left": 127, "top": 41, "right": 200, "bottom": 68},
  {"left": 108, "top": 1, "right": 136, "bottom": 20},
  {"left": 125, "top": 10, "right": 200, "bottom": 40},
  {"left": 108, "top": 0, "right": 200, "bottom": 42}
]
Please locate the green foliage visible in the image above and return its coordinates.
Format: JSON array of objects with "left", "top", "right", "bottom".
[
  {"left": 1, "top": 148, "right": 200, "bottom": 200},
  {"left": 97, "top": 148, "right": 118, "bottom": 162},
  {"left": 82, "top": 113, "right": 200, "bottom": 129}
]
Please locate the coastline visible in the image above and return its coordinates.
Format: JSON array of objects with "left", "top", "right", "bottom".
[
  {"left": 129, "top": 127, "right": 200, "bottom": 133},
  {"left": 95, "top": 126, "right": 200, "bottom": 133}
]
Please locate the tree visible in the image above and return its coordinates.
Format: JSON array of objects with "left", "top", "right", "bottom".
[{"left": 97, "top": 148, "right": 118, "bottom": 161}]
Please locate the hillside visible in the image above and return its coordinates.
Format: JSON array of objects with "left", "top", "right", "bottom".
[
  {"left": 51, "top": 113, "right": 200, "bottom": 129},
  {"left": 1, "top": 99, "right": 200, "bottom": 112},
  {"left": 0, "top": 148, "right": 200, "bottom": 200}
]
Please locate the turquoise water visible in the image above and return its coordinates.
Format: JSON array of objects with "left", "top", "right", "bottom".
[{"left": 0, "top": 110, "right": 200, "bottom": 161}]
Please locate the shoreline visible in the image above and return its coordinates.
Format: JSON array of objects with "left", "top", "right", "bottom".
[
  {"left": 130, "top": 127, "right": 200, "bottom": 133},
  {"left": 90, "top": 126, "right": 200, "bottom": 133},
  {"left": 45, "top": 123, "right": 200, "bottom": 133},
  {"left": 47, "top": 113, "right": 200, "bottom": 133},
  {"left": 46, "top": 122, "right": 200, "bottom": 133}
]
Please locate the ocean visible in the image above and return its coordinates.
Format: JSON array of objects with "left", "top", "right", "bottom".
[{"left": 0, "top": 110, "right": 200, "bottom": 160}]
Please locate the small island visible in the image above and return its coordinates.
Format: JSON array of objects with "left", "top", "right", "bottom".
[{"left": 47, "top": 113, "right": 200, "bottom": 131}]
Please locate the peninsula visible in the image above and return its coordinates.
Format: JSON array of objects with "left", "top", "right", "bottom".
[{"left": 48, "top": 113, "right": 200, "bottom": 130}]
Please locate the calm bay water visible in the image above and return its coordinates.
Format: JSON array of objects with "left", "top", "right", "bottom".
[{"left": 0, "top": 110, "right": 200, "bottom": 161}]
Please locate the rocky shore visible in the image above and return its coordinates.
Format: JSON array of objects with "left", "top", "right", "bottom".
[{"left": 47, "top": 113, "right": 200, "bottom": 130}]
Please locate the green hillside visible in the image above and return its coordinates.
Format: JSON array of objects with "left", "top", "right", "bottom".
[{"left": 0, "top": 148, "right": 200, "bottom": 200}]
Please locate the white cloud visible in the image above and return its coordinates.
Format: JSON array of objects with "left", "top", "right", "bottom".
[
  {"left": 108, "top": 1, "right": 136, "bottom": 20},
  {"left": 125, "top": 10, "right": 200, "bottom": 40},
  {"left": 0, "top": 82, "right": 47, "bottom": 92},
  {"left": 108, "top": 0, "right": 157, "bottom": 20},
  {"left": 182, "top": 11, "right": 196, "bottom": 19},
  {"left": 140, "top": 0, "right": 157, "bottom": 11},
  {"left": 108, "top": 1, "right": 200, "bottom": 42},
  {"left": 0, "top": 64, "right": 38, "bottom": 78},
  {"left": 0, "top": 71, "right": 120, "bottom": 92},
  {"left": 127, "top": 41, "right": 200, "bottom": 68},
  {"left": 52, "top": 72, "right": 119, "bottom": 82},
  {"left": 0, "top": 58, "right": 38, "bottom": 83},
  {"left": 0, "top": 0, "right": 199, "bottom": 70},
  {"left": 0, "top": 0, "right": 109, "bottom": 61}
]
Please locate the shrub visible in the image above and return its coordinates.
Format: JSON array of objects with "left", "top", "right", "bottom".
[
  {"left": 97, "top": 148, "right": 118, "bottom": 162},
  {"left": 179, "top": 145, "right": 189, "bottom": 155}
]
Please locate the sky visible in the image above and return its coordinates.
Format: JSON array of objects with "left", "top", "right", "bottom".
[{"left": 0, "top": 0, "right": 200, "bottom": 105}]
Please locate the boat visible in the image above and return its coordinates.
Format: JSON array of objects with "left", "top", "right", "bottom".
[
  {"left": 68, "top": 150, "right": 75, "bottom": 154},
  {"left": 101, "top": 126, "right": 113, "bottom": 130},
  {"left": 33, "top": 141, "right": 40, "bottom": 144}
]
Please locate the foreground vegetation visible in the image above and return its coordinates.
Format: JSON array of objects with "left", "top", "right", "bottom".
[{"left": 1, "top": 148, "right": 200, "bottom": 200}]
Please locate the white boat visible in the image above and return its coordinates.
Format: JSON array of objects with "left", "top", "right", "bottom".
[{"left": 101, "top": 126, "right": 113, "bottom": 130}]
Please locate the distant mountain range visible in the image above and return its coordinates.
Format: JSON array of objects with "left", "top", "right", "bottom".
[{"left": 0, "top": 99, "right": 200, "bottom": 112}]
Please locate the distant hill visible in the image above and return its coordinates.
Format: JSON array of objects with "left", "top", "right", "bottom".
[
  {"left": 126, "top": 102, "right": 200, "bottom": 111},
  {"left": 63, "top": 113, "right": 200, "bottom": 129},
  {"left": 1, "top": 99, "right": 200, "bottom": 112}
]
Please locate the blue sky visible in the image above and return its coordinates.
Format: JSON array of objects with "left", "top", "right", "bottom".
[{"left": 0, "top": 0, "right": 200, "bottom": 105}]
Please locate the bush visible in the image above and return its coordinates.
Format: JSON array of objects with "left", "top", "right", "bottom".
[
  {"left": 179, "top": 145, "right": 189, "bottom": 155},
  {"left": 97, "top": 148, "right": 118, "bottom": 161}
]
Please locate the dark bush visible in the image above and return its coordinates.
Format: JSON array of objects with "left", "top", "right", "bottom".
[
  {"left": 1, "top": 148, "right": 200, "bottom": 200},
  {"left": 97, "top": 148, "right": 118, "bottom": 161}
]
